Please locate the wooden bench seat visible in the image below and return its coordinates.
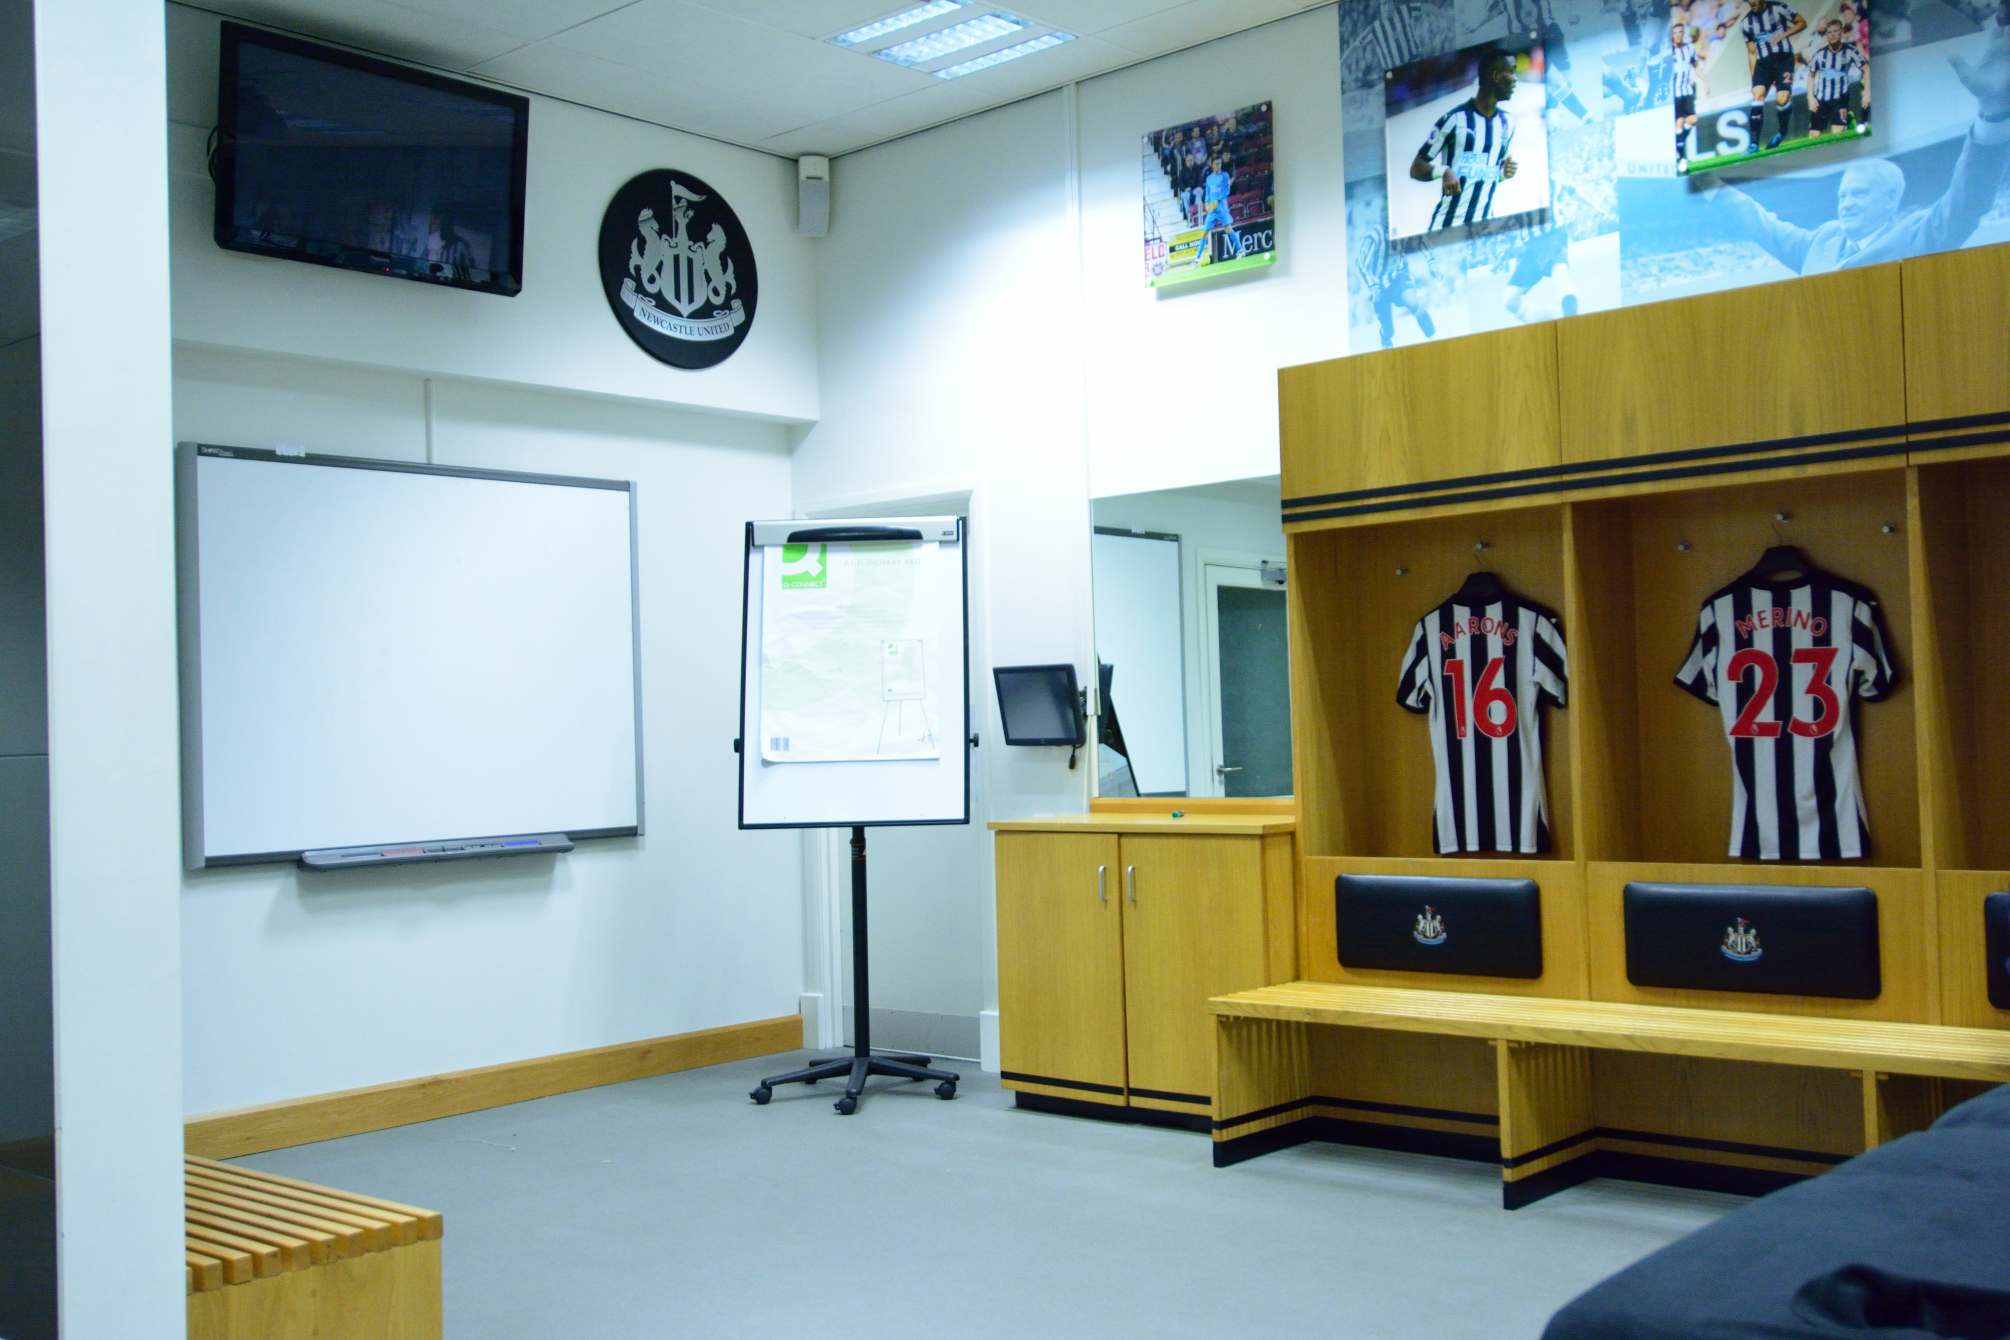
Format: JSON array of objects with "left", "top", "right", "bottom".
[
  {"left": 1209, "top": 982, "right": 2010, "bottom": 1207},
  {"left": 185, "top": 1156, "right": 443, "bottom": 1338}
]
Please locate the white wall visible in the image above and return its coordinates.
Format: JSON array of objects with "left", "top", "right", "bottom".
[
  {"left": 1092, "top": 481, "right": 1286, "bottom": 797},
  {"left": 157, "top": 0, "right": 829, "bottom": 1112},
  {"left": 173, "top": 349, "right": 803, "bottom": 1113},
  {"left": 1077, "top": 10, "right": 1347, "bottom": 498},
  {"left": 36, "top": 0, "right": 186, "bottom": 1334},
  {"left": 798, "top": 89, "right": 1093, "bottom": 1063},
  {"left": 164, "top": 4, "right": 819, "bottom": 425}
]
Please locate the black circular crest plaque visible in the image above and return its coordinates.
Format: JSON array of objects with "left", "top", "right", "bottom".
[{"left": 598, "top": 170, "right": 758, "bottom": 370}]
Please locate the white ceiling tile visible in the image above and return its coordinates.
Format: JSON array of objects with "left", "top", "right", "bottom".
[
  {"left": 686, "top": 0, "right": 923, "bottom": 41},
  {"left": 759, "top": 31, "right": 1128, "bottom": 155},
  {"left": 382, "top": 0, "right": 640, "bottom": 44},
  {"left": 542, "top": 1, "right": 934, "bottom": 121},
  {"left": 1094, "top": 0, "right": 1309, "bottom": 57},
  {"left": 470, "top": 42, "right": 718, "bottom": 127},
  {"left": 1008, "top": 2, "right": 1201, "bottom": 36},
  {"left": 200, "top": 0, "right": 533, "bottom": 68}
]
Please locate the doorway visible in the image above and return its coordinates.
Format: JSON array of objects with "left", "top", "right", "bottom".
[{"left": 1200, "top": 558, "right": 1292, "bottom": 797}]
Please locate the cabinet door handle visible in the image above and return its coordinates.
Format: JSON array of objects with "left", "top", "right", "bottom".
[
  {"left": 1125, "top": 864, "right": 1137, "bottom": 905},
  {"left": 1096, "top": 864, "right": 1107, "bottom": 903}
]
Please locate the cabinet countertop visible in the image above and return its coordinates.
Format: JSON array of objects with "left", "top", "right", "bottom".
[{"left": 988, "top": 813, "right": 1295, "bottom": 836}]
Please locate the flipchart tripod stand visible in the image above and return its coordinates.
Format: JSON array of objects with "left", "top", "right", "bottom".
[{"left": 749, "top": 827, "right": 959, "bottom": 1114}]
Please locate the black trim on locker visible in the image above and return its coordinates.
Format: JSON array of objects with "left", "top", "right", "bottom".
[
  {"left": 1000, "top": 1070, "right": 1125, "bottom": 1097},
  {"left": 1314, "top": 1095, "right": 1500, "bottom": 1127},
  {"left": 1500, "top": 1129, "right": 1598, "bottom": 1170},
  {"left": 1904, "top": 427, "right": 2010, "bottom": 455},
  {"left": 1597, "top": 1126, "right": 1851, "bottom": 1166},
  {"left": 1908, "top": 409, "right": 2010, "bottom": 435},
  {"left": 1284, "top": 439, "right": 1911, "bottom": 525},
  {"left": 1128, "top": 1086, "right": 1209, "bottom": 1106},
  {"left": 1013, "top": 1092, "right": 1209, "bottom": 1132},
  {"left": 1279, "top": 421, "right": 1910, "bottom": 512},
  {"left": 1213, "top": 1094, "right": 1500, "bottom": 1133}
]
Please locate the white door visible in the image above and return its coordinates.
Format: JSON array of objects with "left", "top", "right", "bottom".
[{"left": 1201, "top": 560, "right": 1292, "bottom": 798}]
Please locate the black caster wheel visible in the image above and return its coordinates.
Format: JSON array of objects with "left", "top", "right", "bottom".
[
  {"left": 834, "top": 1096, "right": 858, "bottom": 1115},
  {"left": 935, "top": 1081, "right": 957, "bottom": 1100},
  {"left": 750, "top": 1085, "right": 772, "bottom": 1105}
]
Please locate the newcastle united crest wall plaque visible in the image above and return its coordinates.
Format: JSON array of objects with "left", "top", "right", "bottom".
[{"left": 599, "top": 169, "right": 758, "bottom": 370}]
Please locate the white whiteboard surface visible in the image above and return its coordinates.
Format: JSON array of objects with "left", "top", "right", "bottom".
[
  {"left": 1091, "top": 530, "right": 1187, "bottom": 794},
  {"left": 739, "top": 518, "right": 968, "bottom": 828},
  {"left": 178, "top": 445, "right": 642, "bottom": 866}
]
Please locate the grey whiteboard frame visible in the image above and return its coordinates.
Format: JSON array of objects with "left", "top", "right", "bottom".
[
  {"left": 737, "top": 516, "right": 970, "bottom": 830},
  {"left": 175, "top": 442, "right": 646, "bottom": 869}
]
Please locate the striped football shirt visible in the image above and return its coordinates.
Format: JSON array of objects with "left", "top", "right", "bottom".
[
  {"left": 1420, "top": 101, "right": 1515, "bottom": 230},
  {"left": 1674, "top": 571, "right": 1897, "bottom": 861},
  {"left": 1398, "top": 592, "right": 1568, "bottom": 854},
  {"left": 1807, "top": 42, "right": 1862, "bottom": 102},
  {"left": 1673, "top": 41, "right": 1699, "bottom": 97},
  {"left": 1741, "top": 2, "right": 1802, "bottom": 58}
]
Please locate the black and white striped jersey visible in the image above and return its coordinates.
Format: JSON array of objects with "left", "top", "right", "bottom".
[
  {"left": 1673, "top": 41, "right": 1699, "bottom": 97},
  {"left": 1675, "top": 572, "right": 1898, "bottom": 861},
  {"left": 1398, "top": 593, "right": 1568, "bottom": 854},
  {"left": 1807, "top": 42, "right": 1862, "bottom": 101},
  {"left": 1420, "top": 101, "right": 1515, "bottom": 230},
  {"left": 1741, "top": 2, "right": 1803, "bottom": 58}
]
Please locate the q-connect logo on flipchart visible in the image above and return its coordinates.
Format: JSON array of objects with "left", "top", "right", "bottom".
[{"left": 780, "top": 543, "right": 828, "bottom": 590}]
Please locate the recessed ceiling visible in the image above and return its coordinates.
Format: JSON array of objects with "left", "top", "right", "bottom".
[{"left": 184, "top": 0, "right": 1331, "bottom": 157}]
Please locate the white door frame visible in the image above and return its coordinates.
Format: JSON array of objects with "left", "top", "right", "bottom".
[
  {"left": 1196, "top": 547, "right": 1285, "bottom": 797},
  {"left": 790, "top": 481, "right": 978, "bottom": 1050}
]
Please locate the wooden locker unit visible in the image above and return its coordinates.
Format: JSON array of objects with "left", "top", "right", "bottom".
[
  {"left": 1263, "top": 243, "right": 2010, "bottom": 1190},
  {"left": 1278, "top": 322, "right": 1561, "bottom": 504},
  {"left": 1555, "top": 266, "right": 1908, "bottom": 468},
  {"left": 992, "top": 812, "right": 1296, "bottom": 1120},
  {"left": 1902, "top": 245, "right": 2010, "bottom": 462}
]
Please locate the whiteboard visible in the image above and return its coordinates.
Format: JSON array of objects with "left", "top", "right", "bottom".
[
  {"left": 177, "top": 444, "right": 643, "bottom": 867},
  {"left": 738, "top": 518, "right": 968, "bottom": 828},
  {"left": 1091, "top": 529, "right": 1187, "bottom": 794}
]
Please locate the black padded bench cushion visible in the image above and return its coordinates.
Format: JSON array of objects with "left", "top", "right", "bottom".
[{"left": 1543, "top": 1087, "right": 2010, "bottom": 1340}]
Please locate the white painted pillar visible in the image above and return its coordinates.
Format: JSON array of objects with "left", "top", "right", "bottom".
[{"left": 34, "top": 0, "right": 186, "bottom": 1334}]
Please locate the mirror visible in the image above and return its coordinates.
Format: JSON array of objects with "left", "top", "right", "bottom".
[{"left": 1090, "top": 476, "right": 1291, "bottom": 799}]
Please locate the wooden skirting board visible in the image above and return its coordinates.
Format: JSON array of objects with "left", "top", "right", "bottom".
[{"left": 186, "top": 1014, "right": 802, "bottom": 1158}]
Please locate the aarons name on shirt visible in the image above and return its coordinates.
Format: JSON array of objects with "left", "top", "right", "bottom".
[{"left": 1437, "top": 615, "right": 1520, "bottom": 648}]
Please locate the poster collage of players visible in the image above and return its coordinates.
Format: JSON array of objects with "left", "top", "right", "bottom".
[{"left": 1339, "top": 0, "right": 2009, "bottom": 350}]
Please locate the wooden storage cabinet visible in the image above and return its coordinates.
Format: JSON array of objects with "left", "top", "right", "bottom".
[
  {"left": 992, "top": 815, "right": 1295, "bottom": 1119},
  {"left": 1555, "top": 266, "right": 1906, "bottom": 467}
]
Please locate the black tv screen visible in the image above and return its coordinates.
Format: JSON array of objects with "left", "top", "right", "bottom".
[{"left": 214, "top": 22, "right": 529, "bottom": 296}]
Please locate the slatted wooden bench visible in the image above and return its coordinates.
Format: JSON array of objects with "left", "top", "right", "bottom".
[
  {"left": 1210, "top": 982, "right": 2010, "bottom": 1207},
  {"left": 185, "top": 1155, "right": 443, "bottom": 1338}
]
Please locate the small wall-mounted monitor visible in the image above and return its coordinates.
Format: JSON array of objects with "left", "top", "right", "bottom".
[{"left": 993, "top": 664, "right": 1084, "bottom": 747}]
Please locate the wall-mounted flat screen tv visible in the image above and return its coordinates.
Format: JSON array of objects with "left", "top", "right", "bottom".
[{"left": 213, "top": 22, "right": 529, "bottom": 297}]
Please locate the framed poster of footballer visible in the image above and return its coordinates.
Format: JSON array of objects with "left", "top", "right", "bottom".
[
  {"left": 1141, "top": 101, "right": 1277, "bottom": 287},
  {"left": 1383, "top": 36, "right": 1552, "bottom": 241},
  {"left": 1672, "top": 0, "right": 1872, "bottom": 176}
]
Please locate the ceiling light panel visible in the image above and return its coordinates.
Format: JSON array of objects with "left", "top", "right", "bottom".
[
  {"left": 873, "top": 12, "right": 1024, "bottom": 66},
  {"left": 933, "top": 29, "right": 1074, "bottom": 79},
  {"left": 829, "top": 1, "right": 965, "bottom": 48}
]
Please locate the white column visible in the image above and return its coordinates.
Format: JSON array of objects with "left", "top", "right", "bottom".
[{"left": 34, "top": 0, "right": 185, "bottom": 1335}]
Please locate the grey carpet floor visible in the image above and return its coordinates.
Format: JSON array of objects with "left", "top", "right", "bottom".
[{"left": 238, "top": 1051, "right": 1738, "bottom": 1339}]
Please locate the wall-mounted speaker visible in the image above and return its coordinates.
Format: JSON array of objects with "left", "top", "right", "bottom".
[{"left": 797, "top": 155, "right": 830, "bottom": 238}]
